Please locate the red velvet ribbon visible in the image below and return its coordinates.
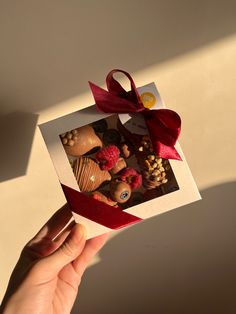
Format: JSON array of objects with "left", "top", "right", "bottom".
[
  {"left": 62, "top": 184, "right": 142, "bottom": 229},
  {"left": 89, "top": 69, "right": 182, "bottom": 160}
]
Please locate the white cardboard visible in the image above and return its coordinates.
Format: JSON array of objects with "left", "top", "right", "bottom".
[{"left": 39, "top": 83, "right": 201, "bottom": 239}]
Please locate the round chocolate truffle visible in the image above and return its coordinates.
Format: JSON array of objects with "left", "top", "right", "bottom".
[
  {"left": 103, "top": 129, "right": 121, "bottom": 146},
  {"left": 92, "top": 119, "right": 108, "bottom": 133},
  {"left": 110, "top": 181, "right": 131, "bottom": 203}
]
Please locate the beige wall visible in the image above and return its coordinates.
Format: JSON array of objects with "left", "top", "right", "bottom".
[{"left": 0, "top": 1, "right": 236, "bottom": 313}]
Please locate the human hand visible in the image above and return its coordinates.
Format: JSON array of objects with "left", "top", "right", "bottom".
[{"left": 0, "top": 204, "right": 109, "bottom": 314}]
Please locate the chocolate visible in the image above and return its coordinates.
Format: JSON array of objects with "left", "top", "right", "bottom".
[
  {"left": 110, "top": 181, "right": 131, "bottom": 203},
  {"left": 103, "top": 129, "right": 121, "bottom": 146},
  {"left": 110, "top": 158, "right": 127, "bottom": 175},
  {"left": 159, "top": 167, "right": 179, "bottom": 194},
  {"left": 91, "top": 191, "right": 117, "bottom": 207},
  {"left": 73, "top": 156, "right": 111, "bottom": 192},
  {"left": 61, "top": 125, "right": 102, "bottom": 156},
  {"left": 117, "top": 118, "right": 170, "bottom": 190},
  {"left": 141, "top": 156, "right": 171, "bottom": 189},
  {"left": 142, "top": 175, "right": 162, "bottom": 189},
  {"left": 92, "top": 119, "right": 108, "bottom": 133},
  {"left": 120, "top": 142, "right": 133, "bottom": 158}
]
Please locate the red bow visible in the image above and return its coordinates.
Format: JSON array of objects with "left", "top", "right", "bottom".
[{"left": 89, "top": 69, "right": 182, "bottom": 160}]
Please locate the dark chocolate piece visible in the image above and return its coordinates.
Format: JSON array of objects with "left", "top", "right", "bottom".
[
  {"left": 92, "top": 119, "right": 108, "bottom": 133},
  {"left": 103, "top": 129, "right": 121, "bottom": 146}
]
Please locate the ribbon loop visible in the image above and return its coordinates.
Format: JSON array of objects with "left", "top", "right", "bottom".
[{"left": 106, "top": 69, "right": 143, "bottom": 110}]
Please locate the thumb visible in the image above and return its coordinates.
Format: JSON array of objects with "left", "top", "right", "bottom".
[{"left": 32, "top": 224, "right": 86, "bottom": 280}]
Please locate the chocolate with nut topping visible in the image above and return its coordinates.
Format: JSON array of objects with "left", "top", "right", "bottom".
[
  {"left": 60, "top": 125, "right": 102, "bottom": 157},
  {"left": 117, "top": 118, "right": 171, "bottom": 189}
]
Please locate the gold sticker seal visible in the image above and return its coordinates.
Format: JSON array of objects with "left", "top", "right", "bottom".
[{"left": 140, "top": 92, "right": 156, "bottom": 109}]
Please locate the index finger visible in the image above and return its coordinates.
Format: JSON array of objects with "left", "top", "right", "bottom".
[{"left": 27, "top": 203, "right": 73, "bottom": 245}]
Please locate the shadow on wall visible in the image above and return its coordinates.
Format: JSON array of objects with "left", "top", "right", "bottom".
[
  {"left": 0, "top": 112, "right": 38, "bottom": 182},
  {"left": 72, "top": 181, "right": 236, "bottom": 314},
  {"left": 0, "top": 0, "right": 236, "bottom": 114}
]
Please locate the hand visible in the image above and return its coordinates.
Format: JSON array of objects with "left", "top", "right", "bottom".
[{"left": 0, "top": 204, "right": 109, "bottom": 314}]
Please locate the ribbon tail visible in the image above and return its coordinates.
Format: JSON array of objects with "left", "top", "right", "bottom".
[
  {"left": 144, "top": 109, "right": 182, "bottom": 160},
  {"left": 153, "top": 141, "right": 182, "bottom": 160},
  {"left": 61, "top": 184, "right": 142, "bottom": 229}
]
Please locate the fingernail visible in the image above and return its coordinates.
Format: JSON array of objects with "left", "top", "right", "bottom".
[{"left": 73, "top": 223, "right": 87, "bottom": 244}]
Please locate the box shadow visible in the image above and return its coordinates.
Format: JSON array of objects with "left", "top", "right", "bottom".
[{"left": 72, "top": 181, "right": 236, "bottom": 314}]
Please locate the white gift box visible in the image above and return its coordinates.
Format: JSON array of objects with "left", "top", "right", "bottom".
[{"left": 39, "top": 82, "right": 201, "bottom": 239}]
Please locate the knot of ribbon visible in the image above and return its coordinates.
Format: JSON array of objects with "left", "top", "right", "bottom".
[{"left": 89, "top": 69, "right": 182, "bottom": 160}]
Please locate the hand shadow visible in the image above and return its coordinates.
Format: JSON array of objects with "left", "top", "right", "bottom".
[
  {"left": 72, "top": 181, "right": 236, "bottom": 314},
  {"left": 0, "top": 111, "right": 38, "bottom": 182}
]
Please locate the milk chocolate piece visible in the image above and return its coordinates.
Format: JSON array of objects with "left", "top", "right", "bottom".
[
  {"left": 73, "top": 156, "right": 111, "bottom": 192},
  {"left": 61, "top": 125, "right": 102, "bottom": 156},
  {"left": 110, "top": 158, "right": 127, "bottom": 175},
  {"left": 120, "top": 142, "right": 133, "bottom": 158},
  {"left": 110, "top": 181, "right": 131, "bottom": 203}
]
